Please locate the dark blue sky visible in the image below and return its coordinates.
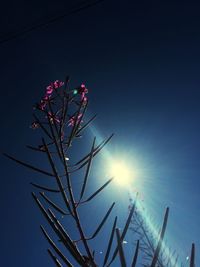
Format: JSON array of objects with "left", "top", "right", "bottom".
[{"left": 1, "top": 0, "right": 200, "bottom": 266}]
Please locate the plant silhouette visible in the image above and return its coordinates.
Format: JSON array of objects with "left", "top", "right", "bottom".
[{"left": 4, "top": 77, "right": 196, "bottom": 267}]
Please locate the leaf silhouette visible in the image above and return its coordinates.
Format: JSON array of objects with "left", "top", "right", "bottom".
[
  {"left": 91, "top": 202, "right": 115, "bottom": 239},
  {"left": 131, "top": 240, "right": 139, "bottom": 267},
  {"left": 32, "top": 193, "right": 85, "bottom": 266},
  {"left": 190, "top": 243, "right": 195, "bottom": 267},
  {"left": 108, "top": 197, "right": 137, "bottom": 266},
  {"left": 42, "top": 138, "right": 72, "bottom": 213},
  {"left": 40, "top": 225, "right": 73, "bottom": 267},
  {"left": 47, "top": 249, "right": 63, "bottom": 267},
  {"left": 85, "top": 177, "right": 113, "bottom": 202},
  {"left": 39, "top": 192, "right": 68, "bottom": 215},
  {"left": 33, "top": 114, "right": 52, "bottom": 140},
  {"left": 80, "top": 137, "right": 96, "bottom": 200},
  {"left": 74, "top": 134, "right": 114, "bottom": 167},
  {"left": 76, "top": 114, "right": 97, "bottom": 136},
  {"left": 103, "top": 216, "right": 118, "bottom": 266},
  {"left": 150, "top": 207, "right": 169, "bottom": 267},
  {"left": 30, "top": 182, "right": 62, "bottom": 193},
  {"left": 3, "top": 153, "right": 54, "bottom": 177},
  {"left": 48, "top": 209, "right": 86, "bottom": 266},
  {"left": 116, "top": 228, "right": 127, "bottom": 267}
]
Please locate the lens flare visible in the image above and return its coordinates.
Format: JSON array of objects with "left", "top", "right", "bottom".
[{"left": 88, "top": 124, "right": 180, "bottom": 266}]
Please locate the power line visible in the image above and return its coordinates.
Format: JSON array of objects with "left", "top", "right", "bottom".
[{"left": 0, "top": 0, "right": 105, "bottom": 45}]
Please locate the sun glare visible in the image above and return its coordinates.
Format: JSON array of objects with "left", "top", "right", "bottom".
[{"left": 110, "top": 160, "right": 133, "bottom": 187}]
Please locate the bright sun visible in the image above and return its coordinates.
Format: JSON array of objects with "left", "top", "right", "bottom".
[{"left": 109, "top": 160, "right": 133, "bottom": 187}]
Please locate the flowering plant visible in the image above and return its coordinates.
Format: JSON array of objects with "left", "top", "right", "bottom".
[{"left": 4, "top": 77, "right": 196, "bottom": 267}]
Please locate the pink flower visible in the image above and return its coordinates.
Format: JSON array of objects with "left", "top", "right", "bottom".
[
  {"left": 46, "top": 85, "right": 53, "bottom": 95},
  {"left": 68, "top": 113, "right": 83, "bottom": 127},
  {"left": 53, "top": 80, "right": 64, "bottom": 89},
  {"left": 45, "top": 80, "right": 64, "bottom": 98},
  {"left": 76, "top": 84, "right": 88, "bottom": 101},
  {"left": 79, "top": 84, "right": 88, "bottom": 94},
  {"left": 72, "top": 84, "right": 88, "bottom": 103},
  {"left": 43, "top": 95, "right": 49, "bottom": 100}
]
